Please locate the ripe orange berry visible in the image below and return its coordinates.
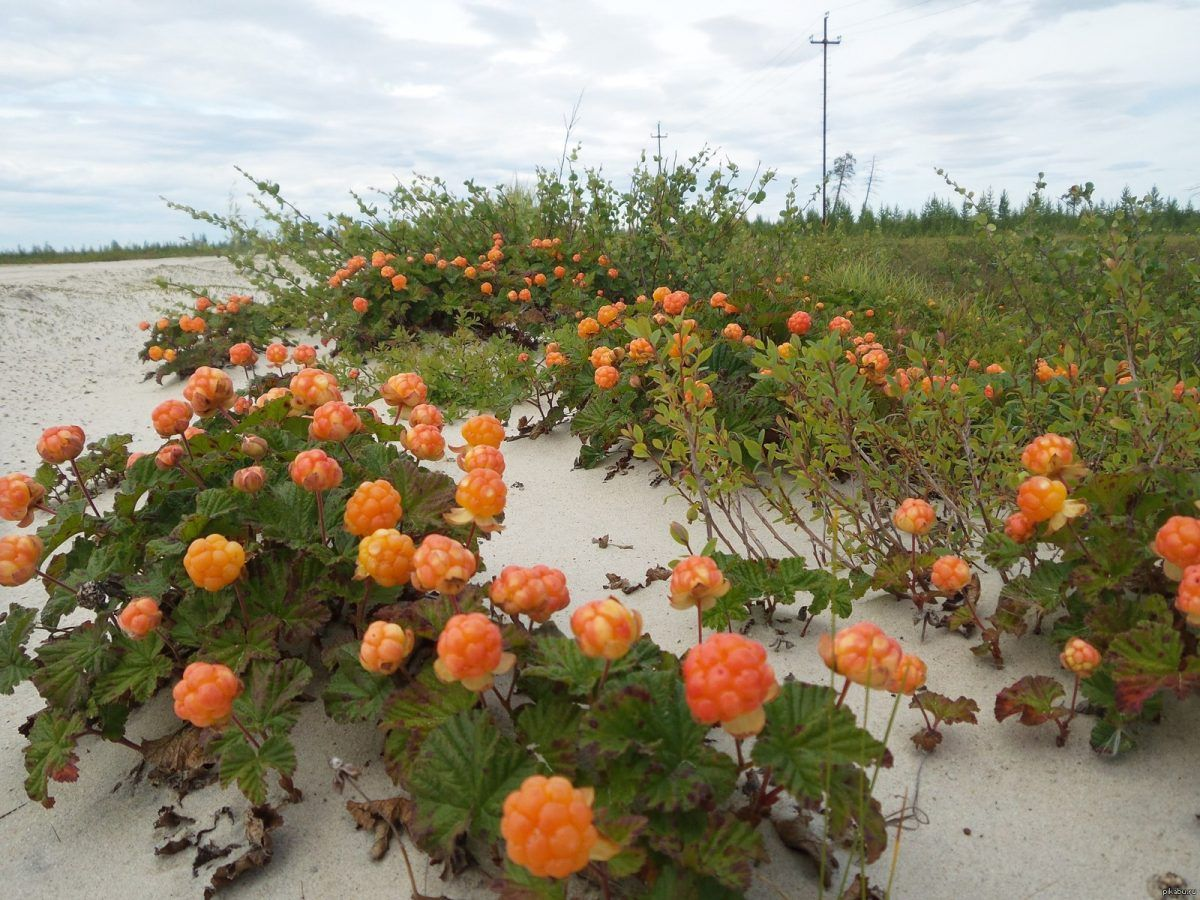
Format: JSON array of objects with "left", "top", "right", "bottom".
[
  {"left": 289, "top": 368, "right": 342, "bottom": 411},
  {"left": 155, "top": 443, "right": 185, "bottom": 470},
  {"left": 930, "top": 555, "right": 971, "bottom": 593},
  {"left": 1016, "top": 477, "right": 1067, "bottom": 524},
  {"left": 381, "top": 373, "right": 428, "bottom": 411},
  {"left": 232, "top": 465, "right": 267, "bottom": 494},
  {"left": 589, "top": 346, "right": 616, "bottom": 369},
  {"left": 455, "top": 468, "right": 507, "bottom": 518},
  {"left": 292, "top": 344, "right": 317, "bottom": 366},
  {"left": 1021, "top": 433, "right": 1076, "bottom": 476},
  {"left": 0, "top": 473, "right": 46, "bottom": 527},
  {"left": 669, "top": 556, "right": 731, "bottom": 612},
  {"left": 818, "top": 621, "right": 903, "bottom": 690},
  {"left": 723, "top": 323, "right": 744, "bottom": 341},
  {"left": 229, "top": 342, "right": 257, "bottom": 367},
  {"left": 883, "top": 653, "right": 927, "bottom": 695},
  {"left": 1060, "top": 637, "right": 1101, "bottom": 676},
  {"left": 571, "top": 597, "right": 643, "bottom": 659},
  {"left": 828, "top": 315, "right": 852, "bottom": 335},
  {"left": 434, "top": 612, "right": 514, "bottom": 691},
  {"left": 172, "top": 662, "right": 242, "bottom": 728},
  {"left": 627, "top": 338, "right": 654, "bottom": 364},
  {"left": 409, "top": 403, "right": 444, "bottom": 428},
  {"left": 345, "top": 480, "right": 403, "bottom": 536},
  {"left": 1175, "top": 565, "right": 1200, "bottom": 626},
  {"left": 893, "top": 498, "right": 935, "bottom": 536},
  {"left": 1004, "top": 512, "right": 1035, "bottom": 543},
  {"left": 490, "top": 566, "right": 548, "bottom": 619},
  {"left": 787, "top": 310, "right": 812, "bottom": 335},
  {"left": 265, "top": 343, "right": 289, "bottom": 366},
  {"left": 138, "top": 320, "right": 150, "bottom": 331},
  {"left": 662, "top": 290, "right": 689, "bottom": 316},
  {"left": 183, "top": 534, "right": 245, "bottom": 592},
  {"left": 594, "top": 365, "right": 619, "bottom": 389},
  {"left": 405, "top": 424, "right": 446, "bottom": 460},
  {"left": 683, "top": 633, "right": 779, "bottom": 737},
  {"left": 37, "top": 425, "right": 86, "bottom": 464},
  {"left": 0, "top": 533, "right": 42, "bottom": 586},
  {"left": 1154, "top": 516, "right": 1200, "bottom": 570},
  {"left": 289, "top": 448, "right": 343, "bottom": 493},
  {"left": 577, "top": 317, "right": 600, "bottom": 339},
  {"left": 117, "top": 597, "right": 162, "bottom": 639},
  {"left": 352, "top": 296, "right": 369, "bottom": 314},
  {"left": 147, "top": 345, "right": 165, "bottom": 361},
  {"left": 309, "top": 400, "right": 362, "bottom": 442},
  {"left": 391, "top": 273, "right": 408, "bottom": 290},
  {"left": 461, "top": 414, "right": 505, "bottom": 448},
  {"left": 151, "top": 399, "right": 193, "bottom": 438},
  {"left": 355, "top": 528, "right": 416, "bottom": 587},
  {"left": 359, "top": 621, "right": 416, "bottom": 674},
  {"left": 458, "top": 444, "right": 505, "bottom": 476},
  {"left": 411, "top": 534, "right": 477, "bottom": 596},
  {"left": 183, "top": 367, "right": 236, "bottom": 417},
  {"left": 501, "top": 775, "right": 599, "bottom": 879}
]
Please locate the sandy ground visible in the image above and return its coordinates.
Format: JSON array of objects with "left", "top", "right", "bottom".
[{"left": 0, "top": 257, "right": 1196, "bottom": 900}]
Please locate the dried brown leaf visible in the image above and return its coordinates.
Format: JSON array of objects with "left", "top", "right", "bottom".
[
  {"left": 772, "top": 814, "right": 837, "bottom": 888},
  {"left": 203, "top": 804, "right": 282, "bottom": 898}
]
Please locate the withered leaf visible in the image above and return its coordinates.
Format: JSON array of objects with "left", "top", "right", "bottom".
[
  {"left": 203, "top": 804, "right": 282, "bottom": 898},
  {"left": 840, "top": 874, "right": 886, "bottom": 900},
  {"left": 772, "top": 814, "right": 837, "bottom": 888},
  {"left": 141, "top": 726, "right": 217, "bottom": 798},
  {"left": 346, "top": 796, "right": 414, "bottom": 861},
  {"left": 154, "top": 836, "right": 193, "bottom": 857},
  {"left": 155, "top": 805, "right": 196, "bottom": 830}
]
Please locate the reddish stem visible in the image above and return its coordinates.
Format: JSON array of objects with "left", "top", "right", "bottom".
[
  {"left": 355, "top": 582, "right": 371, "bottom": 637},
  {"left": 69, "top": 459, "right": 101, "bottom": 517},
  {"left": 696, "top": 602, "right": 704, "bottom": 645},
  {"left": 232, "top": 582, "right": 250, "bottom": 627},
  {"left": 836, "top": 677, "right": 852, "bottom": 708},
  {"left": 36, "top": 569, "right": 77, "bottom": 595},
  {"left": 229, "top": 712, "right": 261, "bottom": 750},
  {"left": 315, "top": 490, "right": 328, "bottom": 544}
]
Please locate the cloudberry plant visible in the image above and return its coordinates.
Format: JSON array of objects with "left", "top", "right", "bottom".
[
  {"left": 359, "top": 621, "right": 416, "bottom": 674},
  {"left": 1004, "top": 512, "right": 1035, "bottom": 543},
  {"left": 1016, "top": 476, "right": 1084, "bottom": 530},
  {"left": 683, "top": 633, "right": 779, "bottom": 737},
  {"left": 172, "top": 662, "right": 242, "bottom": 728},
  {"left": 460, "top": 414, "right": 505, "bottom": 448},
  {"left": 229, "top": 342, "right": 257, "bottom": 367},
  {"left": 411, "top": 534, "right": 477, "bottom": 596},
  {"left": 265, "top": 342, "right": 288, "bottom": 366},
  {"left": 930, "top": 555, "right": 971, "bottom": 593},
  {"left": 117, "top": 597, "right": 162, "bottom": 639},
  {"left": 183, "top": 534, "right": 245, "bottom": 592},
  {"left": 381, "top": 373, "right": 428, "bottom": 413},
  {"left": 240, "top": 435, "right": 269, "bottom": 459},
  {"left": 289, "top": 448, "right": 343, "bottom": 493},
  {"left": 183, "top": 366, "right": 236, "bottom": 416},
  {"left": 309, "top": 400, "right": 362, "bottom": 442},
  {"left": 155, "top": 443, "right": 185, "bottom": 470},
  {"left": 529, "top": 565, "right": 570, "bottom": 618},
  {"left": 232, "top": 465, "right": 266, "bottom": 494},
  {"left": 577, "top": 317, "right": 600, "bottom": 339},
  {"left": 409, "top": 403, "right": 445, "bottom": 428},
  {"left": 36, "top": 425, "right": 85, "bottom": 464},
  {"left": 818, "top": 622, "right": 903, "bottom": 690},
  {"left": 669, "top": 555, "right": 731, "bottom": 617},
  {"left": 405, "top": 424, "right": 446, "bottom": 461},
  {"left": 354, "top": 528, "right": 416, "bottom": 587},
  {"left": 571, "top": 596, "right": 643, "bottom": 660},
  {"left": 457, "top": 444, "right": 505, "bottom": 476},
  {"left": 1021, "top": 433, "right": 1077, "bottom": 476},
  {"left": 627, "top": 337, "right": 654, "bottom": 363},
  {"left": 594, "top": 365, "right": 619, "bottom": 390},
  {"left": 490, "top": 566, "right": 548, "bottom": 620},
  {"left": 433, "top": 612, "right": 514, "bottom": 691},
  {"left": 289, "top": 368, "right": 341, "bottom": 411},
  {"left": 292, "top": 344, "right": 317, "bottom": 365},
  {"left": 0, "top": 533, "right": 42, "bottom": 587},
  {"left": 589, "top": 346, "right": 616, "bottom": 369},
  {"left": 1060, "top": 637, "right": 1101, "bottom": 676},
  {"left": 151, "top": 399, "right": 193, "bottom": 438},
  {"left": 893, "top": 498, "right": 935, "bottom": 536},
  {"left": 501, "top": 775, "right": 603, "bottom": 880},
  {"left": 663, "top": 290, "right": 690, "bottom": 315},
  {"left": 723, "top": 323, "right": 744, "bottom": 341},
  {"left": 884, "top": 654, "right": 927, "bottom": 695},
  {"left": 344, "top": 480, "right": 403, "bottom": 536},
  {"left": 1176, "top": 566, "right": 1200, "bottom": 626},
  {"left": 0, "top": 473, "right": 45, "bottom": 527},
  {"left": 1153, "top": 516, "right": 1200, "bottom": 572},
  {"left": 786, "top": 310, "right": 812, "bottom": 335}
]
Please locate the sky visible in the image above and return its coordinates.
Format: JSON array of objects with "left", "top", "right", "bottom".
[{"left": 1, "top": 0, "right": 1197, "bottom": 248}]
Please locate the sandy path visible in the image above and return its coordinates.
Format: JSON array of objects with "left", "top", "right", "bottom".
[{"left": 0, "top": 258, "right": 1195, "bottom": 899}]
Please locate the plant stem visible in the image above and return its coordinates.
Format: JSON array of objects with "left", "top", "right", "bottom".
[
  {"left": 340, "top": 440, "right": 358, "bottom": 463},
  {"left": 316, "top": 490, "right": 328, "bottom": 544},
  {"left": 69, "top": 459, "right": 101, "bottom": 517},
  {"left": 884, "top": 787, "right": 909, "bottom": 899},
  {"left": 356, "top": 582, "right": 371, "bottom": 637},
  {"left": 229, "top": 712, "right": 260, "bottom": 750},
  {"left": 595, "top": 658, "right": 612, "bottom": 696},
  {"left": 182, "top": 433, "right": 196, "bottom": 463},
  {"left": 869, "top": 691, "right": 904, "bottom": 794},
  {"left": 233, "top": 582, "right": 250, "bottom": 627},
  {"left": 36, "top": 570, "right": 77, "bottom": 595},
  {"left": 836, "top": 677, "right": 852, "bottom": 708},
  {"left": 696, "top": 603, "right": 704, "bottom": 645}
]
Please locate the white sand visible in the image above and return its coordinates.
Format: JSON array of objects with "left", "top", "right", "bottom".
[{"left": 0, "top": 258, "right": 1195, "bottom": 899}]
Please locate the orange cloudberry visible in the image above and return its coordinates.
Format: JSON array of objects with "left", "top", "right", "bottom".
[
  {"left": 172, "top": 662, "right": 242, "bottom": 728},
  {"left": 0, "top": 473, "right": 46, "bottom": 527},
  {"left": 359, "top": 621, "right": 416, "bottom": 674},
  {"left": 411, "top": 534, "right": 477, "bottom": 596},
  {"left": 930, "top": 555, "right": 971, "bottom": 593},
  {"left": 818, "top": 621, "right": 903, "bottom": 690},
  {"left": 893, "top": 498, "right": 935, "bottom": 536},
  {"left": 117, "top": 597, "right": 162, "bottom": 639},
  {"left": 1060, "top": 637, "right": 1101, "bottom": 677},
  {"left": 501, "top": 776, "right": 604, "bottom": 879},
  {"left": 344, "top": 480, "right": 403, "bottom": 536},
  {"left": 183, "top": 534, "right": 245, "bottom": 592},
  {"left": 289, "top": 448, "right": 343, "bottom": 493},
  {"left": 571, "top": 597, "right": 643, "bottom": 660},
  {"left": 355, "top": 528, "right": 416, "bottom": 587},
  {"left": 434, "top": 612, "right": 514, "bottom": 691},
  {"left": 0, "top": 533, "right": 42, "bottom": 586},
  {"left": 37, "top": 425, "right": 86, "bottom": 464},
  {"left": 669, "top": 555, "right": 731, "bottom": 611},
  {"left": 683, "top": 633, "right": 779, "bottom": 737}
]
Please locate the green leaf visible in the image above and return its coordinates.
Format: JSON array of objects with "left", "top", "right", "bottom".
[
  {"left": 206, "top": 619, "right": 281, "bottom": 672},
  {"left": 215, "top": 731, "right": 296, "bottom": 804},
  {"left": 235, "top": 658, "right": 312, "bottom": 734},
  {"left": 1108, "top": 621, "right": 1200, "bottom": 714},
  {"left": 194, "top": 487, "right": 243, "bottom": 520},
  {"left": 497, "top": 862, "right": 567, "bottom": 899},
  {"left": 32, "top": 624, "right": 110, "bottom": 709},
  {"left": 323, "top": 643, "right": 394, "bottom": 723},
  {"left": 515, "top": 695, "right": 582, "bottom": 775},
  {"left": 656, "top": 811, "right": 766, "bottom": 892},
  {"left": 35, "top": 499, "right": 88, "bottom": 555},
  {"left": 751, "top": 682, "right": 887, "bottom": 801},
  {"left": 93, "top": 633, "right": 172, "bottom": 704},
  {"left": 407, "top": 710, "right": 536, "bottom": 856},
  {"left": 387, "top": 455, "right": 457, "bottom": 536},
  {"left": 521, "top": 635, "right": 665, "bottom": 700},
  {"left": 23, "top": 710, "right": 84, "bottom": 807},
  {"left": 993, "top": 675, "right": 1067, "bottom": 726},
  {"left": 0, "top": 604, "right": 38, "bottom": 694},
  {"left": 379, "top": 664, "right": 476, "bottom": 733}
]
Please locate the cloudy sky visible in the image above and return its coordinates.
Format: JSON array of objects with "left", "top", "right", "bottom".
[{"left": 1, "top": 0, "right": 1196, "bottom": 248}]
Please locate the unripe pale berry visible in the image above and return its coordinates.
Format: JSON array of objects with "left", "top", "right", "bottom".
[
  {"left": 818, "top": 621, "right": 902, "bottom": 690},
  {"left": 571, "top": 597, "right": 643, "bottom": 659},
  {"left": 359, "top": 621, "right": 416, "bottom": 674}
]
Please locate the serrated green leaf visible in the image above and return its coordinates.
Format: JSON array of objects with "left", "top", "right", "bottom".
[
  {"left": 323, "top": 643, "right": 393, "bottom": 723},
  {"left": 235, "top": 658, "right": 312, "bottom": 734},
  {"left": 515, "top": 695, "right": 582, "bottom": 775},
  {"left": 659, "top": 811, "right": 766, "bottom": 892},
  {"left": 194, "top": 487, "right": 242, "bottom": 520},
  {"left": 0, "top": 604, "right": 38, "bottom": 694},
  {"left": 23, "top": 709, "right": 84, "bottom": 806},
  {"left": 379, "top": 664, "right": 476, "bottom": 732},
  {"left": 215, "top": 731, "right": 296, "bottom": 804},
  {"left": 93, "top": 633, "right": 172, "bottom": 704},
  {"left": 32, "top": 624, "right": 110, "bottom": 709}
]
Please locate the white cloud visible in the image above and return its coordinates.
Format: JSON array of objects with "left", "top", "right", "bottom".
[{"left": 0, "top": 0, "right": 1196, "bottom": 247}]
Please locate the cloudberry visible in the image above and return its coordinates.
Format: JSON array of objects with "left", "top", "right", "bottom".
[
  {"left": 345, "top": 480, "right": 403, "bottom": 536},
  {"left": 151, "top": 399, "right": 193, "bottom": 438},
  {"left": 309, "top": 400, "right": 362, "bottom": 442},
  {"left": 930, "top": 555, "right": 971, "bottom": 593},
  {"left": 381, "top": 373, "right": 428, "bottom": 412},
  {"left": 596, "top": 304, "right": 619, "bottom": 326},
  {"left": 232, "top": 465, "right": 267, "bottom": 494},
  {"left": 663, "top": 290, "right": 689, "bottom": 315},
  {"left": 818, "top": 622, "right": 903, "bottom": 690},
  {"left": 434, "top": 612, "right": 514, "bottom": 691},
  {"left": 502, "top": 775, "right": 601, "bottom": 879},
  {"left": 893, "top": 498, "right": 935, "bottom": 536},
  {"left": 183, "top": 367, "right": 236, "bottom": 416},
  {"left": 883, "top": 653, "right": 927, "bottom": 695},
  {"left": 571, "top": 597, "right": 643, "bottom": 660},
  {"left": 589, "top": 346, "right": 615, "bottom": 369},
  {"left": 147, "top": 345, "right": 165, "bottom": 361},
  {"left": 669, "top": 555, "right": 731, "bottom": 611},
  {"left": 289, "top": 448, "right": 343, "bottom": 493},
  {"left": 355, "top": 528, "right": 416, "bottom": 587},
  {"left": 577, "top": 317, "right": 600, "bottom": 339},
  {"left": 289, "top": 368, "right": 342, "bottom": 411},
  {"left": 723, "top": 323, "right": 744, "bottom": 341},
  {"left": 0, "top": 473, "right": 46, "bottom": 527},
  {"left": 293, "top": 344, "right": 317, "bottom": 366},
  {"left": 454, "top": 469, "right": 507, "bottom": 519},
  {"left": 405, "top": 424, "right": 446, "bottom": 460},
  {"left": 787, "top": 310, "right": 812, "bottom": 335},
  {"left": 155, "top": 443, "right": 185, "bottom": 470},
  {"left": 352, "top": 296, "right": 369, "bottom": 313},
  {"left": 1176, "top": 565, "right": 1200, "bottom": 626},
  {"left": 229, "top": 342, "right": 257, "bottom": 367},
  {"left": 626, "top": 338, "right": 654, "bottom": 364},
  {"left": 1154, "top": 516, "right": 1200, "bottom": 571},
  {"left": 0, "top": 533, "right": 42, "bottom": 586},
  {"left": 411, "top": 534, "right": 477, "bottom": 595},
  {"left": 172, "top": 662, "right": 242, "bottom": 728},
  {"left": 359, "top": 621, "right": 416, "bottom": 674},
  {"left": 409, "top": 403, "right": 444, "bottom": 428},
  {"left": 530, "top": 565, "right": 570, "bottom": 618},
  {"left": 255, "top": 387, "right": 292, "bottom": 410},
  {"left": 461, "top": 414, "right": 505, "bottom": 448},
  {"left": 683, "top": 633, "right": 779, "bottom": 737},
  {"left": 829, "top": 316, "right": 853, "bottom": 335},
  {"left": 594, "top": 365, "right": 619, "bottom": 389},
  {"left": 1021, "top": 433, "right": 1076, "bottom": 476},
  {"left": 118, "top": 597, "right": 162, "bottom": 639},
  {"left": 265, "top": 343, "right": 289, "bottom": 366},
  {"left": 1016, "top": 477, "right": 1068, "bottom": 523},
  {"left": 1004, "top": 512, "right": 1035, "bottom": 543},
  {"left": 240, "top": 435, "right": 269, "bottom": 459},
  {"left": 458, "top": 445, "right": 506, "bottom": 477},
  {"left": 490, "top": 566, "right": 549, "bottom": 620},
  {"left": 183, "top": 534, "right": 245, "bottom": 592},
  {"left": 1060, "top": 637, "right": 1101, "bottom": 676},
  {"left": 37, "top": 425, "right": 85, "bottom": 464}
]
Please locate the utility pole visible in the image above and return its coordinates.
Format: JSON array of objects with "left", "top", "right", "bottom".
[
  {"left": 810, "top": 14, "right": 841, "bottom": 227},
  {"left": 651, "top": 121, "right": 668, "bottom": 173},
  {"left": 861, "top": 155, "right": 877, "bottom": 218}
]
